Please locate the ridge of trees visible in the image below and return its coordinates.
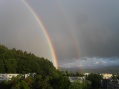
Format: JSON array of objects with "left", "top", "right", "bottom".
[{"left": 0, "top": 44, "right": 57, "bottom": 76}]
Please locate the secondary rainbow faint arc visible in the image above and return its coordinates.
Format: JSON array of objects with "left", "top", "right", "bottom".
[{"left": 22, "top": 0, "right": 58, "bottom": 69}]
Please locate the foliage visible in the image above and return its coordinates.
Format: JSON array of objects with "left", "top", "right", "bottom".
[
  {"left": 11, "top": 80, "right": 30, "bottom": 89},
  {"left": 50, "top": 76, "right": 70, "bottom": 89},
  {"left": 61, "top": 71, "right": 84, "bottom": 77},
  {"left": 87, "top": 73, "right": 102, "bottom": 89},
  {"left": 0, "top": 74, "right": 71, "bottom": 89},
  {"left": 69, "top": 80, "right": 90, "bottom": 89},
  {"left": 0, "top": 44, "right": 57, "bottom": 76}
]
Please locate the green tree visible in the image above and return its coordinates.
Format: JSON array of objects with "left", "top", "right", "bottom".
[
  {"left": 69, "top": 80, "right": 90, "bottom": 89},
  {"left": 34, "top": 75, "right": 52, "bottom": 89},
  {"left": 4, "top": 59, "right": 17, "bottom": 73},
  {"left": 25, "top": 76, "right": 34, "bottom": 89},
  {"left": 0, "top": 80, "right": 10, "bottom": 89},
  {"left": 0, "top": 59, "right": 5, "bottom": 73},
  {"left": 69, "top": 80, "right": 82, "bottom": 89},
  {"left": 87, "top": 73, "right": 102, "bottom": 89},
  {"left": 51, "top": 76, "right": 70, "bottom": 89},
  {"left": 11, "top": 80, "right": 30, "bottom": 89}
]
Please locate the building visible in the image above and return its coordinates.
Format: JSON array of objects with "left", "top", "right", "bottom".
[
  {"left": 69, "top": 76, "right": 85, "bottom": 82},
  {"left": 107, "top": 79, "right": 119, "bottom": 89},
  {"left": 101, "top": 73, "right": 113, "bottom": 79},
  {"left": 0, "top": 73, "right": 34, "bottom": 82},
  {"left": 102, "top": 79, "right": 119, "bottom": 89},
  {"left": 102, "top": 79, "right": 110, "bottom": 89},
  {"left": 0, "top": 74, "right": 19, "bottom": 82},
  {"left": 84, "top": 73, "right": 90, "bottom": 76}
]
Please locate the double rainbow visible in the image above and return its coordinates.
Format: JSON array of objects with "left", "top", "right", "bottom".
[{"left": 22, "top": 0, "right": 58, "bottom": 69}]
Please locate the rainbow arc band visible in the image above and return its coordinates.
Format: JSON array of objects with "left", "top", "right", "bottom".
[{"left": 22, "top": 0, "right": 58, "bottom": 69}]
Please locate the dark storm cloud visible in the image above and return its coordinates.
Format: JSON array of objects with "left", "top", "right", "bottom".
[{"left": 59, "top": 57, "right": 119, "bottom": 69}]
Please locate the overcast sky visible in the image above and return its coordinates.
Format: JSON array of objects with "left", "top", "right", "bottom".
[{"left": 0, "top": 0, "right": 119, "bottom": 69}]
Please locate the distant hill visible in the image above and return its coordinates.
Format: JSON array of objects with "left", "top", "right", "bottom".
[{"left": 0, "top": 44, "right": 57, "bottom": 76}]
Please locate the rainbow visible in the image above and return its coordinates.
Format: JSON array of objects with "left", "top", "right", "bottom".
[{"left": 22, "top": 0, "right": 58, "bottom": 69}]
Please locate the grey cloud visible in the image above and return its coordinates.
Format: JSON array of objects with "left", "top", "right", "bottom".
[
  {"left": 60, "top": 57, "right": 119, "bottom": 69},
  {"left": 56, "top": 0, "right": 119, "bottom": 58}
]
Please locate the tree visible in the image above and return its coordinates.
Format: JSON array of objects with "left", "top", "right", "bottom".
[
  {"left": 11, "top": 80, "right": 30, "bottom": 89},
  {"left": 34, "top": 75, "right": 52, "bottom": 89},
  {"left": 87, "top": 73, "right": 102, "bottom": 89},
  {"left": 4, "top": 59, "right": 17, "bottom": 73},
  {"left": 69, "top": 80, "right": 90, "bottom": 89},
  {"left": 25, "top": 76, "right": 34, "bottom": 89},
  {"left": 51, "top": 76, "right": 70, "bottom": 89},
  {"left": 82, "top": 80, "right": 91, "bottom": 89},
  {"left": 0, "top": 59, "right": 5, "bottom": 73},
  {"left": 69, "top": 80, "right": 82, "bottom": 89},
  {"left": 0, "top": 80, "right": 10, "bottom": 89}
]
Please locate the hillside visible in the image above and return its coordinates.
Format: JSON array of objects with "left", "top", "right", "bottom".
[{"left": 0, "top": 44, "right": 57, "bottom": 76}]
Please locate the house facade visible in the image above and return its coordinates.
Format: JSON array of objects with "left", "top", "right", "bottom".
[{"left": 0, "top": 74, "right": 19, "bottom": 81}]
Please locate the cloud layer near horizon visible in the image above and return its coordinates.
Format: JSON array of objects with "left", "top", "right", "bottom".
[{"left": 59, "top": 57, "right": 119, "bottom": 69}]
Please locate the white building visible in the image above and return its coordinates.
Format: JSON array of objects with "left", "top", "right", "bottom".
[
  {"left": 69, "top": 76, "right": 85, "bottom": 82},
  {"left": 84, "top": 73, "right": 90, "bottom": 76},
  {"left": 101, "top": 73, "right": 113, "bottom": 79},
  {"left": 0, "top": 73, "right": 33, "bottom": 82},
  {"left": 0, "top": 74, "right": 19, "bottom": 81}
]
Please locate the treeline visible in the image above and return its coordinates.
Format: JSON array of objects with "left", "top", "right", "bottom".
[
  {"left": 61, "top": 71, "right": 84, "bottom": 77},
  {"left": 0, "top": 74, "right": 71, "bottom": 89},
  {"left": 0, "top": 44, "right": 57, "bottom": 76},
  {"left": 0, "top": 74, "right": 91, "bottom": 89},
  {"left": 0, "top": 73, "right": 103, "bottom": 89}
]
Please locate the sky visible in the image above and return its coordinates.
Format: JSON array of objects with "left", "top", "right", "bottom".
[{"left": 0, "top": 0, "right": 119, "bottom": 70}]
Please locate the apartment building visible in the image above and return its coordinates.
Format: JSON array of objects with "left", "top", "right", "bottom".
[{"left": 0, "top": 74, "right": 19, "bottom": 81}]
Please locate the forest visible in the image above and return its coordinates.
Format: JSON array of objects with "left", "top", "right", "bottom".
[{"left": 0, "top": 44, "right": 56, "bottom": 75}]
